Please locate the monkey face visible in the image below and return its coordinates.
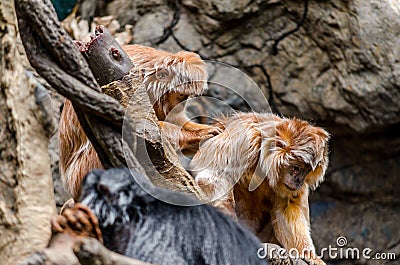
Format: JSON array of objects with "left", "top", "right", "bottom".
[
  {"left": 79, "top": 168, "right": 154, "bottom": 228},
  {"left": 281, "top": 162, "right": 312, "bottom": 192},
  {"left": 256, "top": 116, "right": 329, "bottom": 195},
  {"left": 79, "top": 168, "right": 146, "bottom": 253},
  {"left": 165, "top": 92, "right": 189, "bottom": 114},
  {"left": 152, "top": 92, "right": 189, "bottom": 120}
]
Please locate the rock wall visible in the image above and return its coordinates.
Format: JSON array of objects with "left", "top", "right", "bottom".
[{"left": 108, "top": 0, "right": 400, "bottom": 132}]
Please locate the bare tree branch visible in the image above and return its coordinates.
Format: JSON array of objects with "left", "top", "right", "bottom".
[
  {"left": 20, "top": 234, "right": 155, "bottom": 265},
  {"left": 15, "top": 0, "right": 141, "bottom": 171},
  {"left": 74, "top": 237, "right": 155, "bottom": 265},
  {"left": 14, "top": 0, "right": 205, "bottom": 197}
]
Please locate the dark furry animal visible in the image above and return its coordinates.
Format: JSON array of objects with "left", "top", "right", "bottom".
[{"left": 80, "top": 168, "right": 267, "bottom": 265}]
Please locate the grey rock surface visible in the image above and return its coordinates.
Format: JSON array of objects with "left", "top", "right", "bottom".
[{"left": 110, "top": 0, "right": 400, "bottom": 131}]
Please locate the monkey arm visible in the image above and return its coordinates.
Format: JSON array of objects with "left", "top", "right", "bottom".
[
  {"left": 163, "top": 97, "right": 222, "bottom": 134},
  {"left": 212, "top": 190, "right": 237, "bottom": 220},
  {"left": 159, "top": 121, "right": 219, "bottom": 154},
  {"left": 167, "top": 112, "right": 222, "bottom": 154},
  {"left": 271, "top": 196, "right": 314, "bottom": 252},
  {"left": 270, "top": 188, "right": 326, "bottom": 265},
  {"left": 193, "top": 167, "right": 238, "bottom": 219},
  {"left": 198, "top": 176, "right": 236, "bottom": 217},
  {"left": 59, "top": 100, "right": 103, "bottom": 201}
]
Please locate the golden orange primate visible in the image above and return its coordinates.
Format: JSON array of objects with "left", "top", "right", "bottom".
[
  {"left": 191, "top": 112, "right": 329, "bottom": 265},
  {"left": 59, "top": 45, "right": 220, "bottom": 201}
]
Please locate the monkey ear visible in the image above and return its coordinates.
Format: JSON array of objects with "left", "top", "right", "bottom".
[{"left": 307, "top": 127, "right": 330, "bottom": 190}]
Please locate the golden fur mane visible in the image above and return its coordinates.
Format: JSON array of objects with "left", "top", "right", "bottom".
[{"left": 123, "top": 45, "right": 208, "bottom": 101}]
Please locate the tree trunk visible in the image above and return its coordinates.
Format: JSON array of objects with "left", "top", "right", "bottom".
[{"left": 0, "top": 1, "right": 56, "bottom": 264}]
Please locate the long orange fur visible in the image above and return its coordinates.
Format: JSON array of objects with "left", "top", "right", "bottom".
[
  {"left": 191, "top": 112, "right": 329, "bottom": 265},
  {"left": 59, "top": 45, "right": 216, "bottom": 200}
]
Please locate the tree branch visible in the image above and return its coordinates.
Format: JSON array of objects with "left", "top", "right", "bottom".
[
  {"left": 15, "top": 0, "right": 205, "bottom": 198},
  {"left": 20, "top": 234, "right": 155, "bottom": 265},
  {"left": 15, "top": 0, "right": 141, "bottom": 170},
  {"left": 74, "top": 237, "right": 154, "bottom": 265}
]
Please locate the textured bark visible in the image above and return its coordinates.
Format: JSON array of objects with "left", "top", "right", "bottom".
[
  {"left": 15, "top": 0, "right": 204, "bottom": 199},
  {"left": 7, "top": 0, "right": 204, "bottom": 264},
  {"left": 21, "top": 234, "right": 154, "bottom": 265},
  {"left": 15, "top": 0, "right": 142, "bottom": 173},
  {"left": 75, "top": 25, "right": 134, "bottom": 86},
  {"left": 0, "top": 1, "right": 56, "bottom": 264},
  {"left": 102, "top": 74, "right": 205, "bottom": 196}
]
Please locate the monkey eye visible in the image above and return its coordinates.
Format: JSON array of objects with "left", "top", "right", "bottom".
[
  {"left": 114, "top": 216, "right": 123, "bottom": 225},
  {"left": 290, "top": 166, "right": 301, "bottom": 175}
]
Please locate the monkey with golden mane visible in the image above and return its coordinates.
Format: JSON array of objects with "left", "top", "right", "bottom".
[
  {"left": 59, "top": 44, "right": 220, "bottom": 201},
  {"left": 191, "top": 112, "right": 329, "bottom": 265}
]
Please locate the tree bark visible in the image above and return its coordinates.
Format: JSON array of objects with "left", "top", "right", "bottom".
[
  {"left": 0, "top": 1, "right": 56, "bottom": 264},
  {"left": 20, "top": 234, "right": 155, "bottom": 265},
  {"left": 15, "top": 0, "right": 138, "bottom": 172},
  {"left": 74, "top": 25, "right": 205, "bottom": 197},
  {"left": 101, "top": 74, "right": 206, "bottom": 198},
  {"left": 14, "top": 0, "right": 205, "bottom": 200}
]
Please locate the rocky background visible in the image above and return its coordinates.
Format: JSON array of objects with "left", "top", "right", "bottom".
[{"left": 50, "top": 0, "right": 400, "bottom": 264}]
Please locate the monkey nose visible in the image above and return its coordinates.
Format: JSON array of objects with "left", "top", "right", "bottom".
[{"left": 294, "top": 177, "right": 305, "bottom": 189}]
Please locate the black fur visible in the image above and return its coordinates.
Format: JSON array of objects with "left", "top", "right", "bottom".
[{"left": 80, "top": 168, "right": 267, "bottom": 265}]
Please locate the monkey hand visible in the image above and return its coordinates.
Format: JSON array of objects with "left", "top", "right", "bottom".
[
  {"left": 159, "top": 121, "right": 221, "bottom": 154},
  {"left": 179, "top": 126, "right": 221, "bottom": 153},
  {"left": 192, "top": 126, "right": 222, "bottom": 139},
  {"left": 214, "top": 197, "right": 238, "bottom": 221},
  {"left": 306, "top": 258, "right": 326, "bottom": 265},
  {"left": 51, "top": 203, "right": 103, "bottom": 243},
  {"left": 182, "top": 121, "right": 223, "bottom": 135},
  {"left": 303, "top": 252, "right": 326, "bottom": 265}
]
